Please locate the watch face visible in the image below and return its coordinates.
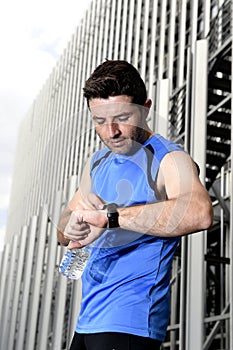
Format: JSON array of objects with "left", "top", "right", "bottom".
[{"left": 107, "top": 203, "right": 118, "bottom": 214}]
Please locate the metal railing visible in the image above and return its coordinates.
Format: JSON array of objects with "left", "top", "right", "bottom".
[{"left": 209, "top": 0, "right": 232, "bottom": 58}]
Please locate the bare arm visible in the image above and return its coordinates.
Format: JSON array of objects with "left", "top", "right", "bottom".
[
  {"left": 78, "top": 151, "right": 213, "bottom": 238},
  {"left": 119, "top": 151, "right": 213, "bottom": 236},
  {"left": 57, "top": 158, "right": 105, "bottom": 246}
]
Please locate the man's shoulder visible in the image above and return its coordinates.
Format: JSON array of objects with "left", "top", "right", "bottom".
[
  {"left": 147, "top": 134, "right": 183, "bottom": 150},
  {"left": 146, "top": 134, "right": 184, "bottom": 161}
]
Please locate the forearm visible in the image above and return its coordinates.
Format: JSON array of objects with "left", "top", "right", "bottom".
[
  {"left": 57, "top": 192, "right": 106, "bottom": 246},
  {"left": 66, "top": 191, "right": 213, "bottom": 239},
  {"left": 118, "top": 192, "right": 213, "bottom": 237}
]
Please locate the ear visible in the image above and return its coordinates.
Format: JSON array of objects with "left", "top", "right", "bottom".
[{"left": 144, "top": 98, "right": 152, "bottom": 109}]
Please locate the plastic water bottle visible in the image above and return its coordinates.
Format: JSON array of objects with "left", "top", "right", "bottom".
[{"left": 59, "top": 246, "right": 90, "bottom": 280}]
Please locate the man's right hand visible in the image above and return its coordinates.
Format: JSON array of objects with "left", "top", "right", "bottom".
[
  {"left": 61, "top": 192, "right": 106, "bottom": 248},
  {"left": 64, "top": 212, "right": 91, "bottom": 244}
]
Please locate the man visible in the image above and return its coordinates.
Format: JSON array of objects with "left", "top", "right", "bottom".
[{"left": 57, "top": 60, "right": 213, "bottom": 350}]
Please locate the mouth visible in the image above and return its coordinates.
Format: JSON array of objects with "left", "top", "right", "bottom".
[{"left": 108, "top": 139, "right": 128, "bottom": 148}]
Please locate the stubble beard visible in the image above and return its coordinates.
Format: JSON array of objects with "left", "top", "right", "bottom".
[{"left": 99, "top": 126, "right": 152, "bottom": 155}]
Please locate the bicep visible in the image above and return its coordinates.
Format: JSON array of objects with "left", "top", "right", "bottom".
[
  {"left": 158, "top": 151, "right": 205, "bottom": 200},
  {"left": 68, "top": 157, "right": 92, "bottom": 210}
]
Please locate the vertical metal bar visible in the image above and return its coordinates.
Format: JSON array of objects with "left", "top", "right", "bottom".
[
  {"left": 203, "top": 0, "right": 211, "bottom": 37},
  {"left": 220, "top": 167, "right": 225, "bottom": 348},
  {"left": 0, "top": 235, "right": 18, "bottom": 350},
  {"left": 186, "top": 39, "right": 208, "bottom": 350},
  {"left": 0, "top": 243, "right": 10, "bottom": 332},
  {"left": 39, "top": 68, "right": 54, "bottom": 205},
  {"left": 90, "top": 0, "right": 98, "bottom": 71},
  {"left": 69, "top": 27, "right": 82, "bottom": 178},
  {"left": 133, "top": 0, "right": 142, "bottom": 68},
  {"left": 86, "top": 5, "right": 98, "bottom": 155},
  {"left": 177, "top": 0, "right": 187, "bottom": 87},
  {"left": 25, "top": 206, "right": 48, "bottom": 350},
  {"left": 46, "top": 62, "right": 61, "bottom": 205},
  {"left": 52, "top": 186, "right": 71, "bottom": 347},
  {"left": 179, "top": 236, "right": 188, "bottom": 350},
  {"left": 92, "top": 0, "right": 103, "bottom": 150},
  {"left": 190, "top": 0, "right": 198, "bottom": 53},
  {"left": 148, "top": 0, "right": 158, "bottom": 132},
  {"left": 184, "top": 48, "right": 192, "bottom": 152},
  {"left": 126, "top": 0, "right": 135, "bottom": 62},
  {"left": 73, "top": 22, "right": 85, "bottom": 175},
  {"left": 55, "top": 50, "right": 69, "bottom": 192},
  {"left": 114, "top": 0, "right": 122, "bottom": 60},
  {"left": 155, "top": 79, "right": 170, "bottom": 138},
  {"left": 225, "top": 199, "right": 230, "bottom": 350},
  {"left": 170, "top": 258, "right": 179, "bottom": 349},
  {"left": 120, "top": 0, "right": 128, "bottom": 59},
  {"left": 83, "top": 6, "right": 98, "bottom": 163},
  {"left": 62, "top": 35, "right": 76, "bottom": 190},
  {"left": 97, "top": 0, "right": 105, "bottom": 64},
  {"left": 114, "top": 0, "right": 122, "bottom": 59},
  {"left": 108, "top": 0, "right": 116, "bottom": 59},
  {"left": 0, "top": 245, "right": 3, "bottom": 269},
  {"left": 179, "top": 49, "right": 193, "bottom": 350},
  {"left": 148, "top": 0, "right": 158, "bottom": 97},
  {"left": 77, "top": 11, "right": 93, "bottom": 181},
  {"left": 42, "top": 64, "right": 59, "bottom": 205},
  {"left": 59, "top": 43, "right": 74, "bottom": 192},
  {"left": 102, "top": 0, "right": 110, "bottom": 60},
  {"left": 52, "top": 250, "right": 68, "bottom": 350},
  {"left": 167, "top": 0, "right": 177, "bottom": 89},
  {"left": 140, "top": 0, "right": 150, "bottom": 81},
  {"left": 37, "top": 191, "right": 62, "bottom": 350},
  {"left": 158, "top": 0, "right": 167, "bottom": 79},
  {"left": 8, "top": 227, "right": 27, "bottom": 350},
  {"left": 66, "top": 175, "right": 83, "bottom": 346},
  {"left": 52, "top": 52, "right": 68, "bottom": 202},
  {"left": 15, "top": 215, "right": 38, "bottom": 350},
  {"left": 68, "top": 281, "right": 82, "bottom": 347},
  {"left": 67, "top": 29, "right": 79, "bottom": 181},
  {"left": 230, "top": 19, "right": 233, "bottom": 350}
]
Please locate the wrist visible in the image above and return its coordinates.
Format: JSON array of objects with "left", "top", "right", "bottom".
[
  {"left": 100, "top": 207, "right": 108, "bottom": 227},
  {"left": 103, "top": 203, "right": 119, "bottom": 228}
]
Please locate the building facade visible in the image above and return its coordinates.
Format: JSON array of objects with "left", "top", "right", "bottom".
[{"left": 0, "top": 0, "right": 232, "bottom": 349}]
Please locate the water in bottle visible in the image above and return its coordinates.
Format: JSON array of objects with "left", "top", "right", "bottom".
[{"left": 59, "top": 246, "right": 90, "bottom": 280}]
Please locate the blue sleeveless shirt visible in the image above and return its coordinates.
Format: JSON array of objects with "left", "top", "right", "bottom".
[{"left": 76, "top": 134, "right": 183, "bottom": 341}]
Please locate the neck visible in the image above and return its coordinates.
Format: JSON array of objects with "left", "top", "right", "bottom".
[{"left": 140, "top": 128, "right": 154, "bottom": 144}]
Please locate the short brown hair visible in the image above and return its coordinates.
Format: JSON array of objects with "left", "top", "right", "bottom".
[{"left": 83, "top": 60, "right": 147, "bottom": 106}]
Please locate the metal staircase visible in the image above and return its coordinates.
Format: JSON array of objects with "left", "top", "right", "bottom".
[
  {"left": 166, "top": 2, "right": 232, "bottom": 349},
  {"left": 203, "top": 2, "right": 232, "bottom": 348},
  {"left": 206, "top": 0, "right": 231, "bottom": 190}
]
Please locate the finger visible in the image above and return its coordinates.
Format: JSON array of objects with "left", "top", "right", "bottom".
[
  {"left": 68, "top": 241, "right": 83, "bottom": 249},
  {"left": 66, "top": 225, "right": 91, "bottom": 236},
  {"left": 65, "top": 232, "right": 89, "bottom": 241},
  {"left": 68, "top": 211, "right": 81, "bottom": 226},
  {"left": 70, "top": 222, "right": 90, "bottom": 231}
]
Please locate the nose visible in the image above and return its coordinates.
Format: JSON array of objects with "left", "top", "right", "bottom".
[{"left": 106, "top": 122, "right": 120, "bottom": 138}]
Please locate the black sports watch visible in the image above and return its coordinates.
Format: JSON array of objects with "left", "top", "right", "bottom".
[{"left": 104, "top": 203, "right": 119, "bottom": 228}]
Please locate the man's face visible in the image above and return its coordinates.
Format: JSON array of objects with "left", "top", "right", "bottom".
[{"left": 89, "top": 95, "right": 151, "bottom": 154}]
